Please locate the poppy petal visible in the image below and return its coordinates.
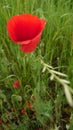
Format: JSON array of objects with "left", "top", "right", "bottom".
[{"left": 20, "top": 32, "right": 41, "bottom": 52}]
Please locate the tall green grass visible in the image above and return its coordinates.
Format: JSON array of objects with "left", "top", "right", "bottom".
[{"left": 0, "top": 0, "right": 73, "bottom": 130}]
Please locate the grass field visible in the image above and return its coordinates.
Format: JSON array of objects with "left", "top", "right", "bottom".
[{"left": 0, "top": 0, "right": 73, "bottom": 130}]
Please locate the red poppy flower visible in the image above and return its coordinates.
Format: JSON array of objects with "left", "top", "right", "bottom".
[
  {"left": 7, "top": 14, "right": 46, "bottom": 52},
  {"left": 21, "top": 109, "right": 26, "bottom": 115},
  {"left": 13, "top": 80, "right": 20, "bottom": 88},
  {"left": 27, "top": 102, "right": 31, "bottom": 109}
]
